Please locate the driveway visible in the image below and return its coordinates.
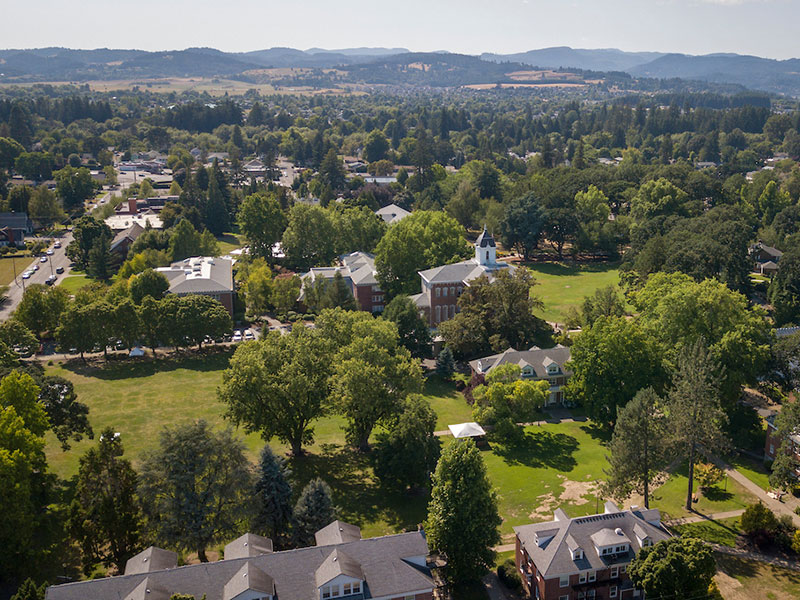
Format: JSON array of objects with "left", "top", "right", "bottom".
[{"left": 0, "top": 232, "right": 73, "bottom": 320}]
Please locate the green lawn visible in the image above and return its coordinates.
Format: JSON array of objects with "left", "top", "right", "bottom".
[
  {"left": 525, "top": 262, "right": 622, "bottom": 323},
  {"left": 729, "top": 454, "right": 772, "bottom": 492},
  {"left": 44, "top": 356, "right": 476, "bottom": 538},
  {"left": 59, "top": 274, "right": 92, "bottom": 294},
  {"left": 671, "top": 516, "right": 742, "bottom": 547},
  {"left": 650, "top": 462, "right": 758, "bottom": 521},
  {"left": 451, "top": 420, "right": 613, "bottom": 535},
  {"left": 715, "top": 553, "right": 800, "bottom": 600},
  {"left": 216, "top": 233, "right": 244, "bottom": 255},
  {"left": 0, "top": 255, "right": 34, "bottom": 285}
]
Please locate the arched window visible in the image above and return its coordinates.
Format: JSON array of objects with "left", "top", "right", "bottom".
[
  {"left": 486, "top": 250, "right": 489, "bottom": 262},
  {"left": 435, "top": 305, "right": 441, "bottom": 323}
]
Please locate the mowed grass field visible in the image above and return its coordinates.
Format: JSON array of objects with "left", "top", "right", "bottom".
[
  {"left": 0, "top": 255, "right": 34, "bottom": 285},
  {"left": 525, "top": 262, "right": 623, "bottom": 323},
  {"left": 714, "top": 553, "right": 800, "bottom": 600},
  {"left": 43, "top": 356, "right": 475, "bottom": 537}
]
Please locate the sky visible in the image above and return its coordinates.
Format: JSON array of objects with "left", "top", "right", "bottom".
[{"left": 2, "top": 0, "right": 798, "bottom": 59}]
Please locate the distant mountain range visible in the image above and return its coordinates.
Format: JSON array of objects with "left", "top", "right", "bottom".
[{"left": 1, "top": 45, "right": 799, "bottom": 96}]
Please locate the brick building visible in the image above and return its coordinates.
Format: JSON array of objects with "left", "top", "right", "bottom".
[
  {"left": 156, "top": 256, "right": 235, "bottom": 316},
  {"left": 515, "top": 502, "right": 670, "bottom": 600},
  {"left": 299, "top": 252, "right": 385, "bottom": 314},
  {"left": 411, "top": 227, "right": 514, "bottom": 327},
  {"left": 765, "top": 413, "right": 800, "bottom": 479}
]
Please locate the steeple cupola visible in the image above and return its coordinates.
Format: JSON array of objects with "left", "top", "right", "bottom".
[{"left": 475, "top": 226, "right": 496, "bottom": 266}]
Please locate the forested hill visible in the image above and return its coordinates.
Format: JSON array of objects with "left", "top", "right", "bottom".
[{"left": 1, "top": 46, "right": 799, "bottom": 96}]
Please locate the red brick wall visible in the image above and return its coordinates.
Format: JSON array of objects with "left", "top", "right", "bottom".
[
  {"left": 353, "top": 283, "right": 384, "bottom": 313},
  {"left": 428, "top": 283, "right": 461, "bottom": 326}
]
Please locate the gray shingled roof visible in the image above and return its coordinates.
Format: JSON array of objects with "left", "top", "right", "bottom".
[
  {"left": 475, "top": 227, "right": 496, "bottom": 248},
  {"left": 514, "top": 503, "right": 669, "bottom": 579},
  {"left": 46, "top": 530, "right": 432, "bottom": 600},
  {"left": 315, "top": 549, "right": 364, "bottom": 586},
  {"left": 224, "top": 533, "right": 273, "bottom": 559},
  {"left": 123, "top": 578, "right": 170, "bottom": 600},
  {"left": 375, "top": 203, "right": 410, "bottom": 224},
  {"left": 111, "top": 222, "right": 144, "bottom": 252},
  {"left": 124, "top": 547, "right": 178, "bottom": 575},
  {"left": 469, "top": 345, "right": 571, "bottom": 378},
  {"left": 223, "top": 562, "right": 274, "bottom": 600},
  {"left": 315, "top": 520, "right": 362, "bottom": 546}
]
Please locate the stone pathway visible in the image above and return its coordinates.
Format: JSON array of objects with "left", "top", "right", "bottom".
[
  {"left": 482, "top": 572, "right": 511, "bottom": 600},
  {"left": 664, "top": 509, "right": 745, "bottom": 527}
]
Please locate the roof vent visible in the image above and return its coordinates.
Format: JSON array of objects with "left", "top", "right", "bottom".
[{"left": 615, "top": 528, "right": 624, "bottom": 535}]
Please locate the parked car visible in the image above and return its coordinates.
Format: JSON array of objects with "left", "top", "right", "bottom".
[
  {"left": 244, "top": 330, "right": 255, "bottom": 341},
  {"left": 45, "top": 275, "right": 56, "bottom": 286},
  {"left": 56, "top": 266, "right": 64, "bottom": 274},
  {"left": 33, "top": 264, "right": 39, "bottom": 271},
  {"left": 40, "top": 256, "right": 47, "bottom": 263},
  {"left": 53, "top": 241, "right": 61, "bottom": 249},
  {"left": 46, "top": 249, "right": 54, "bottom": 255},
  {"left": 22, "top": 272, "right": 31, "bottom": 279},
  {"left": 232, "top": 330, "right": 243, "bottom": 343}
]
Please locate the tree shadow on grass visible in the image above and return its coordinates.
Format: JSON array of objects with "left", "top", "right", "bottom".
[
  {"left": 288, "top": 443, "right": 428, "bottom": 534},
  {"left": 579, "top": 422, "right": 611, "bottom": 444},
  {"left": 527, "top": 262, "right": 621, "bottom": 277},
  {"left": 61, "top": 349, "right": 233, "bottom": 381},
  {"left": 492, "top": 430, "right": 579, "bottom": 471},
  {"left": 715, "top": 553, "right": 758, "bottom": 579},
  {"left": 703, "top": 486, "right": 734, "bottom": 503}
]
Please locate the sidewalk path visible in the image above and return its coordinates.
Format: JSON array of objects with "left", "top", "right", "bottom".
[
  {"left": 664, "top": 509, "right": 745, "bottom": 527},
  {"left": 434, "top": 412, "right": 581, "bottom": 437},
  {"left": 482, "top": 572, "right": 511, "bottom": 600},
  {"left": 713, "top": 458, "right": 800, "bottom": 528}
]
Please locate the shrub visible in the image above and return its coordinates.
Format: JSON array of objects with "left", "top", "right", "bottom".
[
  {"left": 741, "top": 502, "right": 779, "bottom": 547},
  {"left": 497, "top": 558, "right": 522, "bottom": 591}
]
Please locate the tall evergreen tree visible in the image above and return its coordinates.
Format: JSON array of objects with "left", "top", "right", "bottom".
[
  {"left": 87, "top": 230, "right": 113, "bottom": 281},
  {"left": 604, "top": 387, "right": 669, "bottom": 509},
  {"left": 254, "top": 446, "right": 294, "bottom": 544},
  {"left": 435, "top": 347, "right": 456, "bottom": 379},
  {"left": 292, "top": 478, "right": 335, "bottom": 547},
  {"left": 666, "top": 339, "right": 729, "bottom": 510},
  {"left": 425, "top": 439, "right": 501, "bottom": 585},
  {"left": 9, "top": 578, "right": 45, "bottom": 600},
  {"left": 204, "top": 167, "right": 230, "bottom": 236},
  {"left": 322, "top": 271, "right": 357, "bottom": 310},
  {"left": 69, "top": 427, "right": 142, "bottom": 574}
]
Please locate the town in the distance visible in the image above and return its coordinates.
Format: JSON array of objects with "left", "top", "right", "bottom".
[{"left": 3, "top": 24, "right": 800, "bottom": 600}]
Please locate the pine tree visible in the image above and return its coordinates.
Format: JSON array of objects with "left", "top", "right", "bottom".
[
  {"left": 204, "top": 169, "right": 230, "bottom": 236},
  {"left": 322, "top": 271, "right": 357, "bottom": 310},
  {"left": 604, "top": 387, "right": 669, "bottom": 509},
  {"left": 292, "top": 478, "right": 335, "bottom": 547},
  {"left": 87, "top": 231, "right": 113, "bottom": 281},
  {"left": 254, "top": 446, "right": 294, "bottom": 545},
  {"left": 435, "top": 347, "right": 456, "bottom": 379},
  {"left": 426, "top": 439, "right": 501, "bottom": 585},
  {"left": 10, "top": 578, "right": 45, "bottom": 600},
  {"left": 667, "top": 339, "right": 729, "bottom": 510}
]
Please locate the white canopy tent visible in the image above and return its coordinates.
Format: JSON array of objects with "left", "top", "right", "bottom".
[{"left": 448, "top": 422, "right": 487, "bottom": 439}]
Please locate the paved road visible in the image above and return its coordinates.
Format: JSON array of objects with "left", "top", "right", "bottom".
[{"left": 0, "top": 232, "right": 73, "bottom": 320}]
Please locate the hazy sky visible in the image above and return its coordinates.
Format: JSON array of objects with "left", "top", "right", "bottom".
[{"left": 2, "top": 0, "right": 798, "bottom": 59}]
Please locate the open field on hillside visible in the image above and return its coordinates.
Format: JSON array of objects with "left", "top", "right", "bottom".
[
  {"left": 524, "top": 262, "right": 623, "bottom": 323},
  {"left": 0, "top": 255, "right": 34, "bottom": 286},
  {"left": 0, "top": 78, "right": 353, "bottom": 96}
]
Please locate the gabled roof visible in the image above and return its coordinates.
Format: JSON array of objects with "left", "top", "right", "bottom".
[
  {"left": 751, "top": 241, "right": 783, "bottom": 259},
  {"left": 111, "top": 222, "right": 145, "bottom": 252},
  {"left": 47, "top": 531, "right": 432, "bottom": 600},
  {"left": 315, "top": 549, "right": 364, "bottom": 586},
  {"left": 375, "top": 203, "right": 410, "bottom": 225},
  {"left": 124, "top": 547, "right": 178, "bottom": 575},
  {"left": 223, "top": 562, "right": 274, "bottom": 600},
  {"left": 224, "top": 533, "right": 274, "bottom": 560},
  {"left": 469, "top": 345, "right": 571, "bottom": 378},
  {"left": 315, "top": 520, "right": 362, "bottom": 546},
  {"left": 123, "top": 578, "right": 170, "bottom": 600},
  {"left": 514, "top": 503, "right": 670, "bottom": 579},
  {"left": 418, "top": 259, "right": 513, "bottom": 285},
  {"left": 0, "top": 212, "right": 32, "bottom": 230},
  {"left": 475, "top": 226, "right": 496, "bottom": 248},
  {"left": 156, "top": 257, "right": 234, "bottom": 295}
]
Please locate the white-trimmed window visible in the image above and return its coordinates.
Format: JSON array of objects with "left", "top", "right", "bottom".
[
  {"left": 611, "top": 566, "right": 619, "bottom": 578},
  {"left": 436, "top": 287, "right": 441, "bottom": 297},
  {"left": 343, "top": 584, "right": 352, "bottom": 595},
  {"left": 435, "top": 306, "right": 441, "bottom": 322},
  {"left": 579, "top": 572, "right": 587, "bottom": 584},
  {"left": 560, "top": 575, "right": 569, "bottom": 587},
  {"left": 322, "top": 586, "right": 331, "bottom": 599},
  {"left": 450, "top": 286, "right": 455, "bottom": 297},
  {"left": 588, "top": 571, "right": 596, "bottom": 582},
  {"left": 587, "top": 591, "right": 596, "bottom": 599},
  {"left": 621, "top": 564, "right": 627, "bottom": 574},
  {"left": 610, "top": 586, "right": 618, "bottom": 599},
  {"left": 443, "top": 286, "right": 448, "bottom": 297},
  {"left": 331, "top": 586, "right": 340, "bottom": 598},
  {"left": 559, "top": 596, "right": 569, "bottom": 600}
]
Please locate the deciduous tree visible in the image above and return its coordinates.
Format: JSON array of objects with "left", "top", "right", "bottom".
[{"left": 628, "top": 537, "right": 716, "bottom": 599}]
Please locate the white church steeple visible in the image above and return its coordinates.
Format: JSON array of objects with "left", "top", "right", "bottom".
[{"left": 475, "top": 226, "right": 496, "bottom": 266}]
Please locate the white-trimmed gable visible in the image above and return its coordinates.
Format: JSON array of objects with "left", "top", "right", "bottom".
[{"left": 319, "top": 574, "right": 363, "bottom": 599}]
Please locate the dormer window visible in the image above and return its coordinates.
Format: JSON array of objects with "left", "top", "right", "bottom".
[{"left": 571, "top": 548, "right": 583, "bottom": 560}]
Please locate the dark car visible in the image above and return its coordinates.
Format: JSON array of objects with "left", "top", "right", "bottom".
[{"left": 55, "top": 266, "right": 64, "bottom": 274}]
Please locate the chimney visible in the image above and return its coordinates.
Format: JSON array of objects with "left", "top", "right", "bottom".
[{"left": 128, "top": 197, "right": 138, "bottom": 214}]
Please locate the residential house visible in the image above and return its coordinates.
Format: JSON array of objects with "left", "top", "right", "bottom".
[
  {"left": 765, "top": 413, "right": 800, "bottom": 479},
  {"left": 45, "top": 521, "right": 434, "bottom": 600},
  {"left": 375, "top": 203, "right": 410, "bottom": 225},
  {"left": 468, "top": 345, "right": 572, "bottom": 406},
  {"left": 750, "top": 241, "right": 783, "bottom": 270},
  {"left": 515, "top": 502, "right": 670, "bottom": 600},
  {"left": 364, "top": 176, "right": 398, "bottom": 186},
  {"left": 110, "top": 222, "right": 144, "bottom": 257},
  {"left": 299, "top": 252, "right": 385, "bottom": 313},
  {"left": 411, "top": 228, "right": 514, "bottom": 327},
  {"left": 0, "top": 212, "right": 33, "bottom": 244},
  {"left": 156, "top": 256, "right": 235, "bottom": 316}
]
